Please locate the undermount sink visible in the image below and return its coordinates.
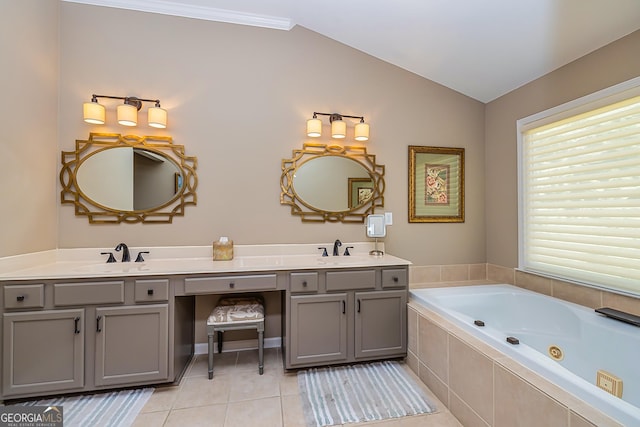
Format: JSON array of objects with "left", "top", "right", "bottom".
[
  {"left": 72, "top": 263, "right": 152, "bottom": 274},
  {"left": 316, "top": 255, "right": 376, "bottom": 265}
]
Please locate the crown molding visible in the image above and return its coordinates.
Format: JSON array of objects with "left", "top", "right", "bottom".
[{"left": 62, "top": 0, "right": 294, "bottom": 30}]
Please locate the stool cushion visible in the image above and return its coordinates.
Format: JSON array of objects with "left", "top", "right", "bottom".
[{"left": 207, "top": 297, "right": 264, "bottom": 325}]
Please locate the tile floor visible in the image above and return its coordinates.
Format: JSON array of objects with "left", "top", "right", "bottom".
[{"left": 132, "top": 348, "right": 463, "bottom": 427}]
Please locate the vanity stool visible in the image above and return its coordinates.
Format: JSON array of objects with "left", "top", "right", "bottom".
[{"left": 206, "top": 295, "right": 265, "bottom": 379}]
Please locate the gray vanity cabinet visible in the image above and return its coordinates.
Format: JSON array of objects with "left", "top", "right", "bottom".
[
  {"left": 286, "top": 266, "right": 408, "bottom": 369},
  {"left": 354, "top": 290, "right": 406, "bottom": 358},
  {"left": 94, "top": 304, "right": 169, "bottom": 386},
  {"left": 289, "top": 293, "right": 348, "bottom": 365},
  {"left": 0, "top": 277, "right": 189, "bottom": 401},
  {"left": 2, "top": 309, "right": 85, "bottom": 396}
]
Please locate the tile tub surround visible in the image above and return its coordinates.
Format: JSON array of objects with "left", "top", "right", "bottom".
[
  {"left": 410, "top": 263, "right": 640, "bottom": 318},
  {"left": 407, "top": 302, "right": 624, "bottom": 427}
]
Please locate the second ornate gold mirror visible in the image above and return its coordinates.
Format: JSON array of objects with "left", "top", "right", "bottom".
[
  {"left": 281, "top": 143, "right": 385, "bottom": 222},
  {"left": 61, "top": 133, "right": 197, "bottom": 223}
]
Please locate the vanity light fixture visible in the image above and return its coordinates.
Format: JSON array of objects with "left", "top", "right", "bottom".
[
  {"left": 83, "top": 94, "right": 167, "bottom": 129},
  {"left": 306, "top": 112, "right": 369, "bottom": 141}
]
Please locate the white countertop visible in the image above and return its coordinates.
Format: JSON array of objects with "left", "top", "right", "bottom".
[{"left": 0, "top": 243, "right": 411, "bottom": 281}]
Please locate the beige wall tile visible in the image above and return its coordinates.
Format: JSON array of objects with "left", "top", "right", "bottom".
[
  {"left": 487, "top": 264, "right": 515, "bottom": 284},
  {"left": 552, "top": 280, "right": 602, "bottom": 308},
  {"left": 469, "top": 264, "right": 487, "bottom": 281},
  {"left": 448, "top": 392, "right": 490, "bottom": 427},
  {"left": 418, "top": 316, "right": 449, "bottom": 383},
  {"left": 442, "top": 265, "right": 469, "bottom": 282},
  {"left": 410, "top": 266, "right": 442, "bottom": 284},
  {"left": 602, "top": 292, "right": 640, "bottom": 317},
  {"left": 418, "top": 361, "right": 449, "bottom": 408},
  {"left": 406, "top": 350, "right": 420, "bottom": 375},
  {"left": 408, "top": 306, "right": 418, "bottom": 353},
  {"left": 570, "top": 411, "right": 598, "bottom": 427},
  {"left": 448, "top": 337, "right": 494, "bottom": 425},
  {"left": 515, "top": 270, "right": 552, "bottom": 295},
  {"left": 494, "top": 364, "right": 568, "bottom": 427}
]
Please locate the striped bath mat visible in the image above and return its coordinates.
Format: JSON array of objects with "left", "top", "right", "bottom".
[
  {"left": 16, "top": 387, "right": 153, "bottom": 427},
  {"left": 298, "top": 361, "right": 435, "bottom": 427}
]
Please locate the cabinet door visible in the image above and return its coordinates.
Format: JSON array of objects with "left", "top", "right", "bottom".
[
  {"left": 354, "top": 290, "right": 407, "bottom": 359},
  {"left": 3, "top": 309, "right": 84, "bottom": 397},
  {"left": 290, "top": 293, "right": 348, "bottom": 366},
  {"left": 95, "top": 304, "right": 169, "bottom": 386}
]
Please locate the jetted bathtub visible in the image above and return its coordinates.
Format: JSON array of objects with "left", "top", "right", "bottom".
[{"left": 410, "top": 284, "right": 640, "bottom": 426}]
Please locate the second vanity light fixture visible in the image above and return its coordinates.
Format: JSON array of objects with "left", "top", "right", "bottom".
[
  {"left": 83, "top": 94, "right": 167, "bottom": 129},
  {"left": 306, "top": 112, "right": 369, "bottom": 141}
]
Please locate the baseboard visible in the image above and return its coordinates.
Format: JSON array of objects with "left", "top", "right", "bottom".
[{"left": 194, "top": 337, "right": 282, "bottom": 355}]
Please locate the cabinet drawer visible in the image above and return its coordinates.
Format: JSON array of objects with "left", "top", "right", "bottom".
[
  {"left": 326, "top": 270, "right": 376, "bottom": 291},
  {"left": 4, "top": 284, "right": 45, "bottom": 309},
  {"left": 54, "top": 281, "right": 125, "bottom": 306},
  {"left": 184, "top": 274, "right": 277, "bottom": 294},
  {"left": 135, "top": 279, "right": 169, "bottom": 302},
  {"left": 382, "top": 268, "right": 408, "bottom": 288},
  {"left": 290, "top": 272, "right": 318, "bottom": 293}
]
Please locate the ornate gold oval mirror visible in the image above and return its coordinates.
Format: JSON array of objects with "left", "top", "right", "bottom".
[
  {"left": 60, "top": 133, "right": 197, "bottom": 223},
  {"left": 281, "top": 143, "right": 385, "bottom": 222}
]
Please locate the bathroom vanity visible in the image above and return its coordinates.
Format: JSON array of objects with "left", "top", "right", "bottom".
[{"left": 0, "top": 243, "right": 410, "bottom": 401}]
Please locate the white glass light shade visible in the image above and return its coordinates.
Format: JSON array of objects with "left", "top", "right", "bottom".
[
  {"left": 83, "top": 101, "right": 105, "bottom": 124},
  {"left": 354, "top": 121, "right": 370, "bottom": 141},
  {"left": 331, "top": 119, "right": 346, "bottom": 139},
  {"left": 117, "top": 103, "right": 138, "bottom": 126},
  {"left": 148, "top": 106, "right": 167, "bottom": 129},
  {"left": 306, "top": 118, "right": 322, "bottom": 137}
]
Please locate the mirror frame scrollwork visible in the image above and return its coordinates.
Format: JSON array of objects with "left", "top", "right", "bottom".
[
  {"left": 281, "top": 143, "right": 385, "bottom": 223},
  {"left": 60, "top": 133, "right": 197, "bottom": 224}
]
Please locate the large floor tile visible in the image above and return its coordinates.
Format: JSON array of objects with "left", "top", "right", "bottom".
[
  {"left": 163, "top": 403, "right": 227, "bottom": 427},
  {"left": 172, "top": 374, "right": 231, "bottom": 409},
  {"left": 132, "top": 350, "right": 464, "bottom": 427},
  {"left": 225, "top": 396, "right": 282, "bottom": 427},
  {"left": 228, "top": 371, "right": 281, "bottom": 402}
]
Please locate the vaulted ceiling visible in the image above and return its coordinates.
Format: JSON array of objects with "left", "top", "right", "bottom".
[{"left": 64, "top": 0, "right": 640, "bottom": 102}]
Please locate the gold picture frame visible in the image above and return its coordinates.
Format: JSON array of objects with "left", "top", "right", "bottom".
[
  {"left": 348, "top": 177, "right": 374, "bottom": 208},
  {"left": 408, "top": 145, "right": 464, "bottom": 223}
]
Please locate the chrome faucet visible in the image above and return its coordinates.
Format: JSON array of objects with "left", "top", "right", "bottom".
[
  {"left": 333, "top": 239, "right": 342, "bottom": 256},
  {"left": 115, "top": 243, "right": 130, "bottom": 262}
]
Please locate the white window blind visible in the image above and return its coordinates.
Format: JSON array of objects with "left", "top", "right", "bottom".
[{"left": 520, "top": 95, "right": 640, "bottom": 295}]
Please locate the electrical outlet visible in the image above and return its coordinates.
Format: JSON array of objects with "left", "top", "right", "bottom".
[{"left": 384, "top": 212, "right": 393, "bottom": 225}]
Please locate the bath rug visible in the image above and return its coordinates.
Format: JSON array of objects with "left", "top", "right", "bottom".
[
  {"left": 298, "top": 361, "right": 435, "bottom": 427},
  {"left": 14, "top": 387, "right": 153, "bottom": 427}
]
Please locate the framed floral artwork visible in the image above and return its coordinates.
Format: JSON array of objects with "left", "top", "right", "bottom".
[{"left": 408, "top": 146, "right": 464, "bottom": 222}]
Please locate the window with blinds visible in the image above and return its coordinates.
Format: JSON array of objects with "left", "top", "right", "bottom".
[{"left": 518, "top": 86, "right": 640, "bottom": 296}]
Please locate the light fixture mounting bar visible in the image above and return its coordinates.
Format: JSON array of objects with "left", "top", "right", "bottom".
[
  {"left": 312, "top": 111, "right": 365, "bottom": 122},
  {"left": 91, "top": 94, "right": 162, "bottom": 109}
]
